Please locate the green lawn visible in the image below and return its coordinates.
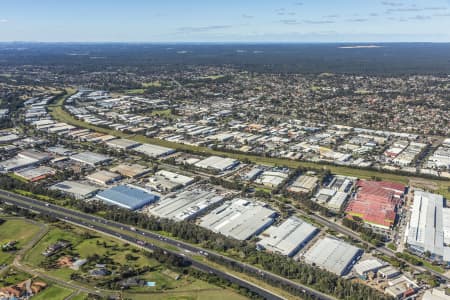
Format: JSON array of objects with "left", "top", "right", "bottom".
[
  {"left": 126, "top": 289, "right": 249, "bottom": 300},
  {"left": 70, "top": 293, "right": 88, "bottom": 300},
  {"left": 21, "top": 224, "right": 232, "bottom": 296},
  {"left": 32, "top": 284, "right": 73, "bottom": 300},
  {"left": 49, "top": 91, "right": 450, "bottom": 200},
  {"left": 0, "top": 219, "right": 41, "bottom": 265},
  {"left": 23, "top": 226, "right": 84, "bottom": 267}
]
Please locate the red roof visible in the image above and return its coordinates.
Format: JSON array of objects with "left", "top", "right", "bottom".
[{"left": 345, "top": 180, "right": 405, "bottom": 228}]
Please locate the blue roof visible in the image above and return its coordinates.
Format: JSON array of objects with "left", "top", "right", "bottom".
[{"left": 96, "top": 185, "right": 159, "bottom": 210}]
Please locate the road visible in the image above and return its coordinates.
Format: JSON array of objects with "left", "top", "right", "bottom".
[{"left": 0, "top": 189, "right": 334, "bottom": 300}]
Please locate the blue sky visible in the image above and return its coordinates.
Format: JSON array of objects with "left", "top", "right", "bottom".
[{"left": 0, "top": 0, "right": 449, "bottom": 42}]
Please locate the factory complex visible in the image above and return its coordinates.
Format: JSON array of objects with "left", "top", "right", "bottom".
[
  {"left": 406, "top": 190, "right": 450, "bottom": 262},
  {"left": 345, "top": 180, "right": 405, "bottom": 230}
]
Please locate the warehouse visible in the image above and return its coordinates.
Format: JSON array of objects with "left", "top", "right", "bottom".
[
  {"left": 200, "top": 198, "right": 277, "bottom": 241},
  {"left": 105, "top": 138, "right": 141, "bottom": 150},
  {"left": 134, "top": 143, "right": 175, "bottom": 158},
  {"left": 0, "top": 156, "right": 39, "bottom": 172},
  {"left": 406, "top": 190, "right": 450, "bottom": 262},
  {"left": 14, "top": 166, "right": 56, "bottom": 182},
  {"left": 345, "top": 180, "right": 405, "bottom": 230},
  {"left": 303, "top": 237, "right": 362, "bottom": 276},
  {"left": 148, "top": 187, "right": 224, "bottom": 221},
  {"left": 194, "top": 156, "right": 239, "bottom": 172},
  {"left": 18, "top": 150, "right": 52, "bottom": 163},
  {"left": 0, "top": 133, "right": 20, "bottom": 144},
  {"left": 255, "top": 170, "right": 288, "bottom": 188},
  {"left": 110, "top": 163, "right": 151, "bottom": 178},
  {"left": 353, "top": 259, "right": 388, "bottom": 279},
  {"left": 147, "top": 170, "right": 194, "bottom": 193},
  {"left": 70, "top": 151, "right": 112, "bottom": 167},
  {"left": 50, "top": 181, "right": 100, "bottom": 199},
  {"left": 86, "top": 170, "right": 122, "bottom": 186},
  {"left": 257, "top": 216, "right": 318, "bottom": 257},
  {"left": 287, "top": 175, "right": 319, "bottom": 194},
  {"left": 96, "top": 185, "right": 159, "bottom": 210}
]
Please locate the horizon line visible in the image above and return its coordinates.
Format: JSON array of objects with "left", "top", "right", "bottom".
[{"left": 1, "top": 41, "right": 450, "bottom": 45}]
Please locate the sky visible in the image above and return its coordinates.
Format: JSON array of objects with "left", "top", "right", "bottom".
[{"left": 0, "top": 0, "right": 450, "bottom": 42}]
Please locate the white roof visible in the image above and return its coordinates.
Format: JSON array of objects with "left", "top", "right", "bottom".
[
  {"left": 134, "top": 143, "right": 175, "bottom": 158},
  {"left": 200, "top": 198, "right": 276, "bottom": 240},
  {"left": 304, "top": 237, "right": 362, "bottom": 275},
  {"left": 194, "top": 156, "right": 239, "bottom": 172},
  {"left": 407, "top": 190, "right": 449, "bottom": 260},
  {"left": 354, "top": 259, "right": 387, "bottom": 275},
  {"left": 257, "top": 216, "right": 318, "bottom": 256}
]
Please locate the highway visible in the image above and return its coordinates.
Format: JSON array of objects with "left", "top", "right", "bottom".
[{"left": 0, "top": 189, "right": 334, "bottom": 300}]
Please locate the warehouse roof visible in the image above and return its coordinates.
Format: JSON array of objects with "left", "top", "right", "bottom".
[
  {"left": 105, "top": 138, "right": 141, "bottom": 149},
  {"left": 406, "top": 190, "right": 450, "bottom": 261},
  {"left": 288, "top": 175, "right": 319, "bottom": 194},
  {"left": 110, "top": 163, "right": 151, "bottom": 178},
  {"left": 303, "top": 237, "right": 362, "bottom": 276},
  {"left": 50, "top": 181, "right": 99, "bottom": 199},
  {"left": 70, "top": 151, "right": 112, "bottom": 166},
  {"left": 86, "top": 170, "right": 121, "bottom": 185},
  {"left": 257, "top": 216, "right": 318, "bottom": 257},
  {"left": 345, "top": 180, "right": 405, "bottom": 229},
  {"left": 354, "top": 259, "right": 388, "bottom": 276},
  {"left": 200, "top": 198, "right": 277, "bottom": 241},
  {"left": 134, "top": 143, "right": 175, "bottom": 158},
  {"left": 149, "top": 188, "right": 224, "bottom": 221},
  {"left": 14, "top": 166, "right": 56, "bottom": 182},
  {"left": 194, "top": 156, "right": 239, "bottom": 172},
  {"left": 96, "top": 185, "right": 159, "bottom": 210}
]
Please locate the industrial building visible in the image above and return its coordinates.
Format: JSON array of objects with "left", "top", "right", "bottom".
[
  {"left": 385, "top": 275, "right": 418, "bottom": 299},
  {"left": 200, "top": 198, "right": 277, "bottom": 241},
  {"left": 148, "top": 187, "right": 224, "bottom": 221},
  {"left": 345, "top": 180, "right": 405, "bottom": 230},
  {"left": 353, "top": 259, "right": 388, "bottom": 279},
  {"left": 70, "top": 151, "right": 112, "bottom": 167},
  {"left": 147, "top": 170, "right": 194, "bottom": 193},
  {"left": 14, "top": 166, "right": 56, "bottom": 182},
  {"left": 134, "top": 143, "right": 175, "bottom": 158},
  {"left": 257, "top": 216, "right": 318, "bottom": 257},
  {"left": 0, "top": 150, "right": 52, "bottom": 172},
  {"left": 105, "top": 138, "right": 141, "bottom": 150},
  {"left": 303, "top": 237, "right": 362, "bottom": 276},
  {"left": 86, "top": 170, "right": 122, "bottom": 186},
  {"left": 110, "top": 163, "right": 151, "bottom": 178},
  {"left": 287, "top": 175, "right": 319, "bottom": 194},
  {"left": 406, "top": 190, "right": 450, "bottom": 262},
  {"left": 194, "top": 156, "right": 239, "bottom": 172},
  {"left": 255, "top": 170, "right": 288, "bottom": 188},
  {"left": 96, "top": 185, "right": 159, "bottom": 210},
  {"left": 50, "top": 181, "right": 100, "bottom": 199}
]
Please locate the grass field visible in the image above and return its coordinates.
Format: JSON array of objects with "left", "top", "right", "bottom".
[
  {"left": 32, "top": 284, "right": 73, "bottom": 300},
  {"left": 126, "top": 289, "right": 249, "bottom": 300},
  {"left": 21, "top": 223, "right": 248, "bottom": 299},
  {"left": 0, "top": 219, "right": 41, "bottom": 265},
  {"left": 49, "top": 90, "right": 450, "bottom": 199},
  {"left": 70, "top": 293, "right": 88, "bottom": 300}
]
